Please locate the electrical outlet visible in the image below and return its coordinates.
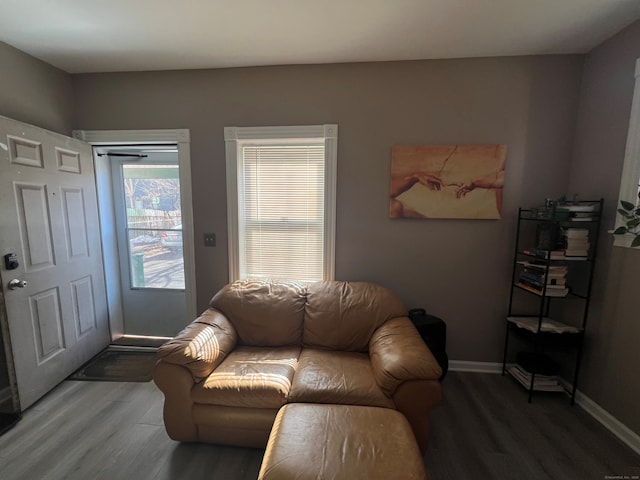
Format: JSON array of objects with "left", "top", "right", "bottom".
[{"left": 204, "top": 233, "right": 216, "bottom": 247}]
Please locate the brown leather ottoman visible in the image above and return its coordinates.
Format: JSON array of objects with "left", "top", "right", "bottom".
[{"left": 258, "top": 403, "right": 427, "bottom": 480}]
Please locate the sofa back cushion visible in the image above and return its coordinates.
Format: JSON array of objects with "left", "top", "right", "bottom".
[
  {"left": 303, "top": 281, "right": 408, "bottom": 351},
  {"left": 209, "top": 280, "right": 306, "bottom": 346}
]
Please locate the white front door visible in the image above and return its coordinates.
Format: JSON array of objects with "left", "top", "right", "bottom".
[{"left": 0, "top": 116, "right": 109, "bottom": 410}]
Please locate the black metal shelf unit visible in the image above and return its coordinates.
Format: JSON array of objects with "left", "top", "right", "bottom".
[{"left": 501, "top": 199, "right": 604, "bottom": 404}]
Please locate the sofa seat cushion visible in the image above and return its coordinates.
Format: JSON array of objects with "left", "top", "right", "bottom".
[
  {"left": 192, "top": 346, "right": 301, "bottom": 409},
  {"left": 288, "top": 348, "right": 395, "bottom": 408}
]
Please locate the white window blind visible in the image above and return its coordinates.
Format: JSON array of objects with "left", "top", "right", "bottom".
[
  {"left": 238, "top": 143, "right": 325, "bottom": 282},
  {"left": 225, "top": 124, "right": 337, "bottom": 283}
]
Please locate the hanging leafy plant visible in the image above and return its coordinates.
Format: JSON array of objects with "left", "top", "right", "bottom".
[{"left": 613, "top": 191, "right": 640, "bottom": 247}]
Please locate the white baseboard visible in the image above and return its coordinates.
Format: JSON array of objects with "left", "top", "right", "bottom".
[
  {"left": 450, "top": 361, "right": 640, "bottom": 456},
  {"left": 565, "top": 381, "right": 640, "bottom": 457}
]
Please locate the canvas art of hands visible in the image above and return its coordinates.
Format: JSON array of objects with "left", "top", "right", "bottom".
[{"left": 389, "top": 144, "right": 507, "bottom": 219}]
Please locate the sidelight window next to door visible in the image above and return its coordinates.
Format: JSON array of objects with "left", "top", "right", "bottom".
[{"left": 121, "top": 163, "right": 185, "bottom": 290}]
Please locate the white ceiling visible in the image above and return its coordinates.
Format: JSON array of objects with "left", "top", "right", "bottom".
[{"left": 1, "top": 0, "right": 639, "bottom": 74}]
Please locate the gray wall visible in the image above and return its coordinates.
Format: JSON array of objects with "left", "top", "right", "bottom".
[
  {"left": 569, "top": 20, "right": 640, "bottom": 435},
  {"left": 72, "top": 55, "right": 584, "bottom": 363},
  {"left": 0, "top": 42, "right": 74, "bottom": 134}
]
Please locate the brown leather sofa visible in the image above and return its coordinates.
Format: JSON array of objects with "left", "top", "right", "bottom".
[{"left": 153, "top": 280, "right": 442, "bottom": 453}]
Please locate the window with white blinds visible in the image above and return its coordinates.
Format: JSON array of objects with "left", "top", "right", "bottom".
[{"left": 225, "top": 125, "right": 337, "bottom": 283}]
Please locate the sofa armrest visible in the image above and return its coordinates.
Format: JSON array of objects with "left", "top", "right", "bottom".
[
  {"left": 369, "top": 317, "right": 442, "bottom": 396},
  {"left": 157, "top": 308, "right": 238, "bottom": 381},
  {"left": 393, "top": 379, "right": 442, "bottom": 454},
  {"left": 153, "top": 361, "right": 199, "bottom": 441}
]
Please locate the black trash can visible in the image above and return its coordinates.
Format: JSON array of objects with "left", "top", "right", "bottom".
[{"left": 408, "top": 308, "right": 448, "bottom": 381}]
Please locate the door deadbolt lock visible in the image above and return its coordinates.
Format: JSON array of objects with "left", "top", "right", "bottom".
[
  {"left": 4, "top": 253, "right": 19, "bottom": 270},
  {"left": 8, "top": 279, "right": 27, "bottom": 290}
]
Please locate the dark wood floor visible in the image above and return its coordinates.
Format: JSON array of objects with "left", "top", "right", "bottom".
[
  {"left": 0, "top": 371, "right": 638, "bottom": 479},
  {"left": 426, "top": 372, "right": 640, "bottom": 480}
]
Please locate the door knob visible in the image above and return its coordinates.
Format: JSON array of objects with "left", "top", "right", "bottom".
[{"left": 8, "top": 279, "right": 27, "bottom": 290}]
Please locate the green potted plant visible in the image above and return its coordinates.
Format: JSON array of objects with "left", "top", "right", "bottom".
[{"left": 613, "top": 191, "right": 640, "bottom": 247}]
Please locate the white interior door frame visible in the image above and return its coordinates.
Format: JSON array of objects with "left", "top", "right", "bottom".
[{"left": 72, "top": 129, "right": 197, "bottom": 334}]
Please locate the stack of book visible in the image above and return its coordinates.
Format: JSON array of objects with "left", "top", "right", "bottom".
[
  {"left": 517, "top": 261, "right": 569, "bottom": 296},
  {"left": 508, "top": 364, "right": 564, "bottom": 392},
  {"left": 508, "top": 352, "right": 564, "bottom": 392},
  {"left": 563, "top": 202, "right": 597, "bottom": 222},
  {"left": 563, "top": 228, "right": 590, "bottom": 257},
  {"left": 507, "top": 316, "right": 580, "bottom": 334}
]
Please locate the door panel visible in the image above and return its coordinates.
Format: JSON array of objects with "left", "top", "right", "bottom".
[
  {"left": 55, "top": 147, "right": 81, "bottom": 173},
  {"left": 0, "top": 115, "right": 110, "bottom": 410},
  {"left": 8, "top": 135, "right": 44, "bottom": 168},
  {"left": 71, "top": 276, "right": 97, "bottom": 339},
  {"left": 30, "top": 287, "right": 65, "bottom": 362},
  {"left": 15, "top": 182, "right": 55, "bottom": 270},
  {"left": 61, "top": 186, "right": 89, "bottom": 259}
]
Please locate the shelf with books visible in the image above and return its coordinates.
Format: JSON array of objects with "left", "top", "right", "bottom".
[
  {"left": 502, "top": 199, "right": 603, "bottom": 404},
  {"left": 506, "top": 317, "right": 584, "bottom": 349},
  {"left": 507, "top": 365, "right": 565, "bottom": 393},
  {"left": 518, "top": 249, "right": 590, "bottom": 261},
  {"left": 506, "top": 316, "right": 580, "bottom": 334},
  {"left": 514, "top": 282, "right": 569, "bottom": 297},
  {"left": 507, "top": 351, "right": 566, "bottom": 393},
  {"left": 512, "top": 283, "right": 589, "bottom": 300},
  {"left": 518, "top": 200, "right": 602, "bottom": 223},
  {"left": 514, "top": 260, "right": 570, "bottom": 297}
]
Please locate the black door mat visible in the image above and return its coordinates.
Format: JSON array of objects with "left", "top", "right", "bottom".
[
  {"left": 0, "top": 412, "right": 21, "bottom": 436},
  {"left": 68, "top": 349, "right": 157, "bottom": 382}
]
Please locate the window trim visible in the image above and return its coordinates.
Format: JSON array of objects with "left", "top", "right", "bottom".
[{"left": 224, "top": 124, "right": 338, "bottom": 282}]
